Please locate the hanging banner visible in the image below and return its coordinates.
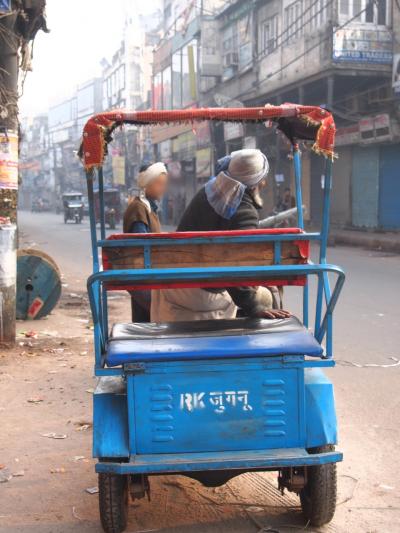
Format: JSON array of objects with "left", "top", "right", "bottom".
[
  {"left": 112, "top": 156, "right": 125, "bottom": 186},
  {"left": 0, "top": 132, "right": 18, "bottom": 190}
]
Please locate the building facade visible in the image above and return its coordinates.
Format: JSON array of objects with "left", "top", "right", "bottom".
[{"left": 152, "top": 0, "right": 400, "bottom": 229}]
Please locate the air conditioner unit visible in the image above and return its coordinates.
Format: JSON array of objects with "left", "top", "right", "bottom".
[{"left": 224, "top": 52, "right": 239, "bottom": 67}]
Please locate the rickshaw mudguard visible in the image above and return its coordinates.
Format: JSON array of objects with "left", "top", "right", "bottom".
[{"left": 304, "top": 368, "right": 338, "bottom": 448}]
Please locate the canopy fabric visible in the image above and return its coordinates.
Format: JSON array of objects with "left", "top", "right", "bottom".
[{"left": 80, "top": 104, "right": 336, "bottom": 170}]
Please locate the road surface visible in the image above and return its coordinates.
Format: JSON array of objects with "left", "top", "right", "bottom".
[{"left": 0, "top": 210, "right": 399, "bottom": 533}]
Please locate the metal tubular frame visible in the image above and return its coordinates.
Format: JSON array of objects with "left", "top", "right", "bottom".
[{"left": 84, "top": 109, "right": 342, "bottom": 373}]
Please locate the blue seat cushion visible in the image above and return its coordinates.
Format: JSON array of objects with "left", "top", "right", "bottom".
[{"left": 106, "top": 316, "right": 323, "bottom": 367}]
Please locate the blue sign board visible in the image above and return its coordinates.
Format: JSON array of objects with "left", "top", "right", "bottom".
[
  {"left": 0, "top": 0, "right": 11, "bottom": 12},
  {"left": 333, "top": 26, "right": 393, "bottom": 65}
]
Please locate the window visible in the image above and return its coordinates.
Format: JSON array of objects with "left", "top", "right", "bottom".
[
  {"left": 260, "top": 15, "right": 278, "bottom": 55},
  {"left": 284, "top": 0, "right": 304, "bottom": 44},
  {"left": 339, "top": 0, "right": 388, "bottom": 25},
  {"left": 172, "top": 50, "right": 182, "bottom": 108},
  {"left": 310, "top": 0, "right": 328, "bottom": 30},
  {"left": 162, "top": 66, "right": 172, "bottom": 109},
  {"left": 153, "top": 71, "right": 162, "bottom": 110}
]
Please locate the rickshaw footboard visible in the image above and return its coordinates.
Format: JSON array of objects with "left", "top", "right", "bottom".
[{"left": 95, "top": 447, "right": 342, "bottom": 475}]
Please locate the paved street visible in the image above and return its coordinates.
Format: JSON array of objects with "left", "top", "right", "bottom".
[{"left": 0, "top": 210, "right": 399, "bottom": 533}]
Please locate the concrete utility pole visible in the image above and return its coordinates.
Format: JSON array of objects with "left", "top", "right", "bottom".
[{"left": 0, "top": 0, "right": 48, "bottom": 345}]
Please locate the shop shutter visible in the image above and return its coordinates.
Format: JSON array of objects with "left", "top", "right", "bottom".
[
  {"left": 379, "top": 144, "right": 400, "bottom": 230},
  {"left": 351, "top": 146, "right": 379, "bottom": 228}
]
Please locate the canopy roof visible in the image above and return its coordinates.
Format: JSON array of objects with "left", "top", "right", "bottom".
[{"left": 80, "top": 104, "right": 336, "bottom": 170}]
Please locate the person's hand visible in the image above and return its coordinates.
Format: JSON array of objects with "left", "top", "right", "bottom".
[{"left": 255, "top": 309, "right": 291, "bottom": 319}]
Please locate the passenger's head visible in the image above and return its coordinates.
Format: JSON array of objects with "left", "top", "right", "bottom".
[
  {"left": 228, "top": 149, "right": 269, "bottom": 207},
  {"left": 137, "top": 162, "right": 168, "bottom": 201}
]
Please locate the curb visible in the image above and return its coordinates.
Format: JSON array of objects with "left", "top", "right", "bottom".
[{"left": 330, "top": 232, "right": 400, "bottom": 254}]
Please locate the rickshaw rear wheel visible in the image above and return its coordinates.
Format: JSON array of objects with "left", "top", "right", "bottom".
[
  {"left": 99, "top": 473, "right": 128, "bottom": 533},
  {"left": 300, "top": 445, "right": 337, "bottom": 527}
]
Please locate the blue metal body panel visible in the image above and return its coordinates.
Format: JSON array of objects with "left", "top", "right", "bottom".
[
  {"left": 304, "top": 368, "right": 337, "bottom": 448},
  {"left": 95, "top": 448, "right": 343, "bottom": 475},
  {"left": 93, "top": 377, "right": 129, "bottom": 458},
  {"left": 128, "top": 357, "right": 305, "bottom": 454}
]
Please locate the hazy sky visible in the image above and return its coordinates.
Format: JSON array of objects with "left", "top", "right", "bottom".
[{"left": 20, "top": 0, "right": 161, "bottom": 117}]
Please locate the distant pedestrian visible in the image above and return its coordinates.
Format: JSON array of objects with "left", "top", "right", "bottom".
[{"left": 123, "top": 162, "right": 169, "bottom": 321}]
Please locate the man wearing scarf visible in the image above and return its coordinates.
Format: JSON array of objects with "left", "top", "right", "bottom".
[{"left": 151, "top": 149, "right": 290, "bottom": 322}]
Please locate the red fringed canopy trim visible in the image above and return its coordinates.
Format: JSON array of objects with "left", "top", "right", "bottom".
[{"left": 81, "top": 105, "right": 336, "bottom": 170}]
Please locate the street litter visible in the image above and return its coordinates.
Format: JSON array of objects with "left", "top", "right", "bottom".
[
  {"left": 86, "top": 486, "right": 99, "bottom": 494},
  {"left": 42, "top": 330, "right": 60, "bottom": 337},
  {"left": 12, "top": 470, "right": 25, "bottom": 477},
  {"left": 50, "top": 467, "right": 66, "bottom": 474},
  {"left": 23, "top": 331, "right": 38, "bottom": 338},
  {"left": 73, "top": 456, "right": 85, "bottom": 462},
  {"left": 27, "top": 397, "right": 43, "bottom": 403},
  {"left": 0, "top": 469, "right": 12, "bottom": 483},
  {"left": 41, "top": 432, "right": 67, "bottom": 439},
  {"left": 79, "top": 351, "right": 88, "bottom": 356},
  {"left": 378, "top": 484, "right": 395, "bottom": 491},
  {"left": 337, "top": 356, "right": 400, "bottom": 368},
  {"left": 75, "top": 423, "right": 92, "bottom": 431},
  {"left": 85, "top": 388, "right": 94, "bottom": 394}
]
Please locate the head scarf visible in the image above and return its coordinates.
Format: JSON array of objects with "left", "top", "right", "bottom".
[
  {"left": 137, "top": 162, "right": 167, "bottom": 189},
  {"left": 137, "top": 162, "right": 167, "bottom": 211},
  {"left": 205, "top": 149, "right": 269, "bottom": 219}
]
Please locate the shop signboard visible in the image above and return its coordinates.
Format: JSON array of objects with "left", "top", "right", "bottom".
[
  {"left": 333, "top": 26, "right": 392, "bottom": 64},
  {"left": 177, "top": 132, "right": 196, "bottom": 161},
  {"left": 223, "top": 122, "right": 244, "bottom": 141},
  {"left": 0, "top": 132, "right": 18, "bottom": 190},
  {"left": 112, "top": 155, "right": 125, "bottom": 185},
  {"left": 196, "top": 148, "right": 212, "bottom": 178},
  {"left": 159, "top": 139, "right": 172, "bottom": 161},
  {"left": 392, "top": 54, "right": 400, "bottom": 94},
  {"left": 335, "top": 125, "right": 360, "bottom": 146}
]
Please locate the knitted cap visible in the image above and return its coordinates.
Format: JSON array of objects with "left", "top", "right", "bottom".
[{"left": 228, "top": 149, "right": 269, "bottom": 187}]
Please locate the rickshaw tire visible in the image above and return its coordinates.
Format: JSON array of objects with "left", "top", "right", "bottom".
[
  {"left": 99, "top": 473, "right": 128, "bottom": 533},
  {"left": 300, "top": 445, "right": 337, "bottom": 527}
]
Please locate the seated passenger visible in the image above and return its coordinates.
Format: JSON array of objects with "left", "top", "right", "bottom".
[
  {"left": 123, "top": 162, "right": 168, "bottom": 322},
  {"left": 151, "top": 149, "right": 290, "bottom": 322}
]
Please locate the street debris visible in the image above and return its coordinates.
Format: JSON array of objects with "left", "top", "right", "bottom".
[
  {"left": 79, "top": 351, "right": 88, "bottom": 356},
  {"left": 12, "top": 470, "right": 25, "bottom": 477},
  {"left": 72, "top": 506, "right": 82, "bottom": 521},
  {"left": 85, "top": 388, "right": 94, "bottom": 394},
  {"left": 75, "top": 422, "right": 92, "bottom": 432},
  {"left": 27, "top": 397, "right": 43, "bottom": 403},
  {"left": 23, "top": 331, "right": 38, "bottom": 339},
  {"left": 41, "top": 432, "right": 67, "bottom": 439},
  {"left": 72, "top": 456, "right": 85, "bottom": 462},
  {"left": 0, "top": 469, "right": 12, "bottom": 483},
  {"left": 50, "top": 467, "right": 66, "bottom": 474},
  {"left": 85, "top": 486, "right": 99, "bottom": 494},
  {"left": 378, "top": 484, "right": 395, "bottom": 491}
]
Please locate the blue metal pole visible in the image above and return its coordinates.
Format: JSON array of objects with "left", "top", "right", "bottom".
[
  {"left": 293, "top": 144, "right": 308, "bottom": 325},
  {"left": 98, "top": 167, "right": 106, "bottom": 240},
  {"left": 293, "top": 145, "right": 304, "bottom": 230},
  {"left": 314, "top": 158, "right": 333, "bottom": 340},
  {"left": 86, "top": 171, "right": 99, "bottom": 273},
  {"left": 86, "top": 170, "right": 103, "bottom": 365}
]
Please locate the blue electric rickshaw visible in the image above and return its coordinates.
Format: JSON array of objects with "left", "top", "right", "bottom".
[{"left": 80, "top": 105, "right": 344, "bottom": 533}]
